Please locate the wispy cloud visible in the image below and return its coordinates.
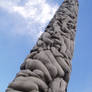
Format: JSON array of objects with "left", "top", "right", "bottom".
[{"left": 0, "top": 0, "right": 59, "bottom": 39}]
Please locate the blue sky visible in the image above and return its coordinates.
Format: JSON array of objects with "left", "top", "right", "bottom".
[{"left": 0, "top": 0, "right": 92, "bottom": 92}]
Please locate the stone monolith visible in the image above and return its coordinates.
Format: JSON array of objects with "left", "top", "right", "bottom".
[{"left": 6, "top": 0, "right": 79, "bottom": 92}]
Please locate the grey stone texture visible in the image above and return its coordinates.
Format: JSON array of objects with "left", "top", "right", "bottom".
[{"left": 6, "top": 0, "right": 79, "bottom": 92}]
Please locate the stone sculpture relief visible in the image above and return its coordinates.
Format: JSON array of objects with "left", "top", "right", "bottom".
[{"left": 6, "top": 0, "right": 79, "bottom": 92}]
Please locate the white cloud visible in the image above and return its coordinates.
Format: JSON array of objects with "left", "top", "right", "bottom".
[{"left": 0, "top": 0, "right": 59, "bottom": 39}]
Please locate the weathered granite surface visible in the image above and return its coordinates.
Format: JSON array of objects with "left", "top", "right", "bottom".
[{"left": 6, "top": 0, "right": 79, "bottom": 92}]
